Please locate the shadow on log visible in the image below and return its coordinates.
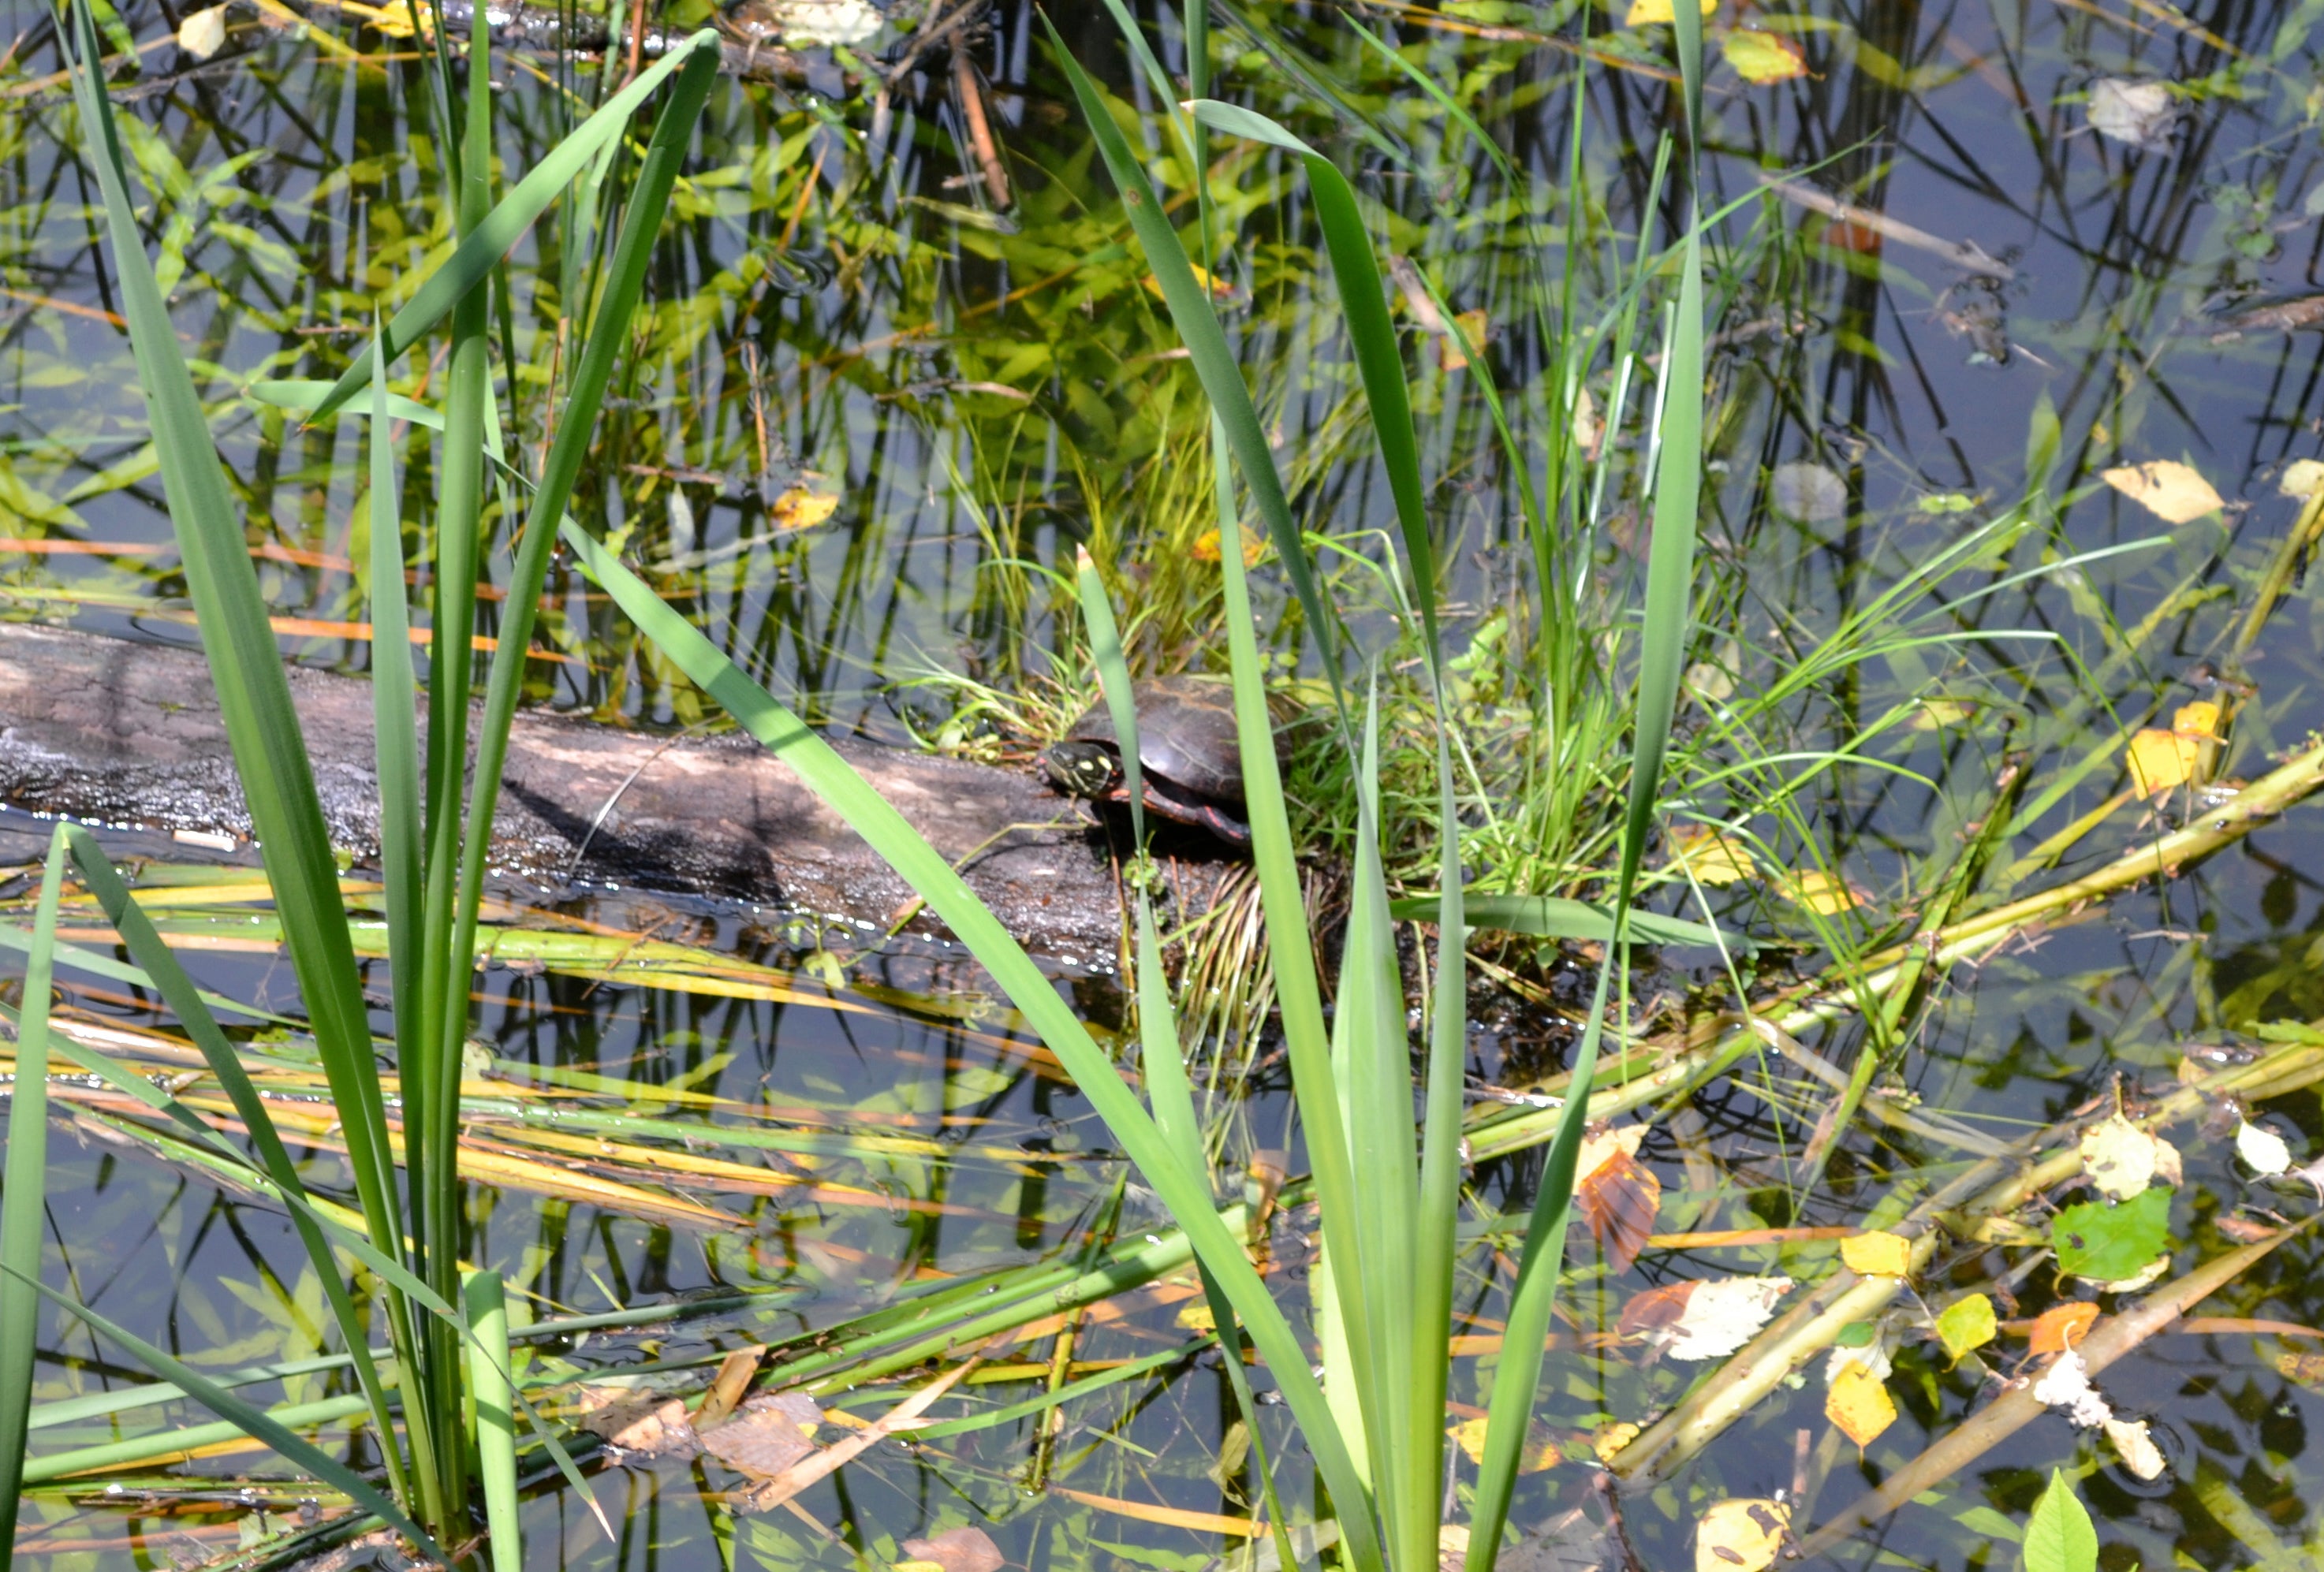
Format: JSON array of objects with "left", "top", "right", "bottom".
[{"left": 0, "top": 622, "right": 1152, "bottom": 963}]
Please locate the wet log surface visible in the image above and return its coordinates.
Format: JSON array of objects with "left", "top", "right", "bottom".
[{"left": 0, "top": 622, "right": 1144, "bottom": 963}]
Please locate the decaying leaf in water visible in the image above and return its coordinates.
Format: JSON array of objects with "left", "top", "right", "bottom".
[
  {"left": 580, "top": 1395, "right": 699, "bottom": 1460},
  {"left": 2237, "top": 1119, "right": 2295, "bottom": 1175},
  {"left": 1176, "top": 1300, "right": 1217, "bottom": 1332},
  {"left": 1839, "top": 1231, "right": 1912, "bottom": 1278},
  {"left": 1624, "top": 0, "right": 1715, "bottom": 24},
  {"left": 1693, "top": 1498, "right": 1790, "bottom": 1572},
  {"left": 898, "top": 1528, "right": 1005, "bottom": 1572},
  {"left": 2100, "top": 459, "right": 2222, "bottom": 523},
  {"left": 1786, "top": 869, "right": 1866, "bottom": 915},
  {"left": 177, "top": 5, "right": 228, "bottom": 58},
  {"left": 2276, "top": 1350, "right": 2324, "bottom": 1389},
  {"left": 1593, "top": 1421, "right": 1642, "bottom": 1465},
  {"left": 1685, "top": 659, "right": 1736, "bottom": 705},
  {"left": 2125, "top": 702, "right": 2222, "bottom": 795},
  {"left": 698, "top": 1391, "right": 823, "bottom": 1477},
  {"left": 2080, "top": 1112, "right": 2173, "bottom": 1200},
  {"left": 2103, "top": 1416, "right": 2167, "bottom": 1481},
  {"left": 2087, "top": 77, "right": 2177, "bottom": 151},
  {"left": 1771, "top": 460, "right": 1848, "bottom": 523},
  {"left": 1722, "top": 30, "right": 1807, "bottom": 84},
  {"left": 1571, "top": 386, "right": 1602, "bottom": 460},
  {"left": 2280, "top": 458, "right": 2324, "bottom": 498},
  {"left": 1911, "top": 697, "right": 1980, "bottom": 731},
  {"left": 1443, "top": 308, "right": 1489, "bottom": 371},
  {"left": 2054, "top": 1185, "right": 2172, "bottom": 1283},
  {"left": 1934, "top": 1292, "right": 1998, "bottom": 1365},
  {"left": 1575, "top": 1145, "right": 1662, "bottom": 1273},
  {"left": 1825, "top": 1362, "right": 1897, "bottom": 1449},
  {"left": 2027, "top": 1302, "right": 2100, "bottom": 1355},
  {"left": 1575, "top": 1123, "right": 1647, "bottom": 1178},
  {"left": 1446, "top": 1415, "right": 1561, "bottom": 1473},
  {"left": 1666, "top": 823, "right": 1756, "bottom": 885},
  {"left": 770, "top": 484, "right": 841, "bottom": 531},
  {"left": 1621, "top": 1276, "right": 1795, "bottom": 1362},
  {"left": 1192, "top": 527, "right": 1266, "bottom": 567}
]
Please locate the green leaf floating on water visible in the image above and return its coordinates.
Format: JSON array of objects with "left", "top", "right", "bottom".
[
  {"left": 2050, "top": 1186, "right": 2171, "bottom": 1283},
  {"left": 2022, "top": 1468, "right": 2097, "bottom": 1572}
]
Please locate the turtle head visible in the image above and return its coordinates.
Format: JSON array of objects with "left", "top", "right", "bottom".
[{"left": 1043, "top": 741, "right": 1121, "bottom": 799}]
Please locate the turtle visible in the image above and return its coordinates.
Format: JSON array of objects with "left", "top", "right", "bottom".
[{"left": 1039, "top": 675, "right": 1300, "bottom": 846}]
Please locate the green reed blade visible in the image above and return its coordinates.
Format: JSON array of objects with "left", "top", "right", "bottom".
[
  {"left": 465, "top": 1272, "right": 522, "bottom": 1572},
  {"left": 2, "top": 1265, "right": 443, "bottom": 1561},
  {"left": 63, "top": 0, "right": 405, "bottom": 1344},
  {"left": 1184, "top": 102, "right": 1438, "bottom": 660},
  {"left": 443, "top": 37, "right": 723, "bottom": 1154},
  {"left": 1468, "top": 214, "right": 1709, "bottom": 1572},
  {"left": 1200, "top": 414, "right": 1382, "bottom": 1572},
  {"left": 368, "top": 323, "right": 425, "bottom": 1136},
  {"left": 1045, "top": 24, "right": 1345, "bottom": 703},
  {"left": 302, "top": 33, "right": 724, "bottom": 423},
  {"left": 58, "top": 827, "right": 415, "bottom": 1507},
  {"left": 561, "top": 518, "right": 1386, "bottom": 1572},
  {"left": 0, "top": 827, "right": 67, "bottom": 1566},
  {"left": 1074, "top": 546, "right": 1305, "bottom": 1572},
  {"left": 1409, "top": 729, "right": 1467, "bottom": 1572},
  {"left": 912, "top": 1342, "right": 1196, "bottom": 1439},
  {"left": 1385, "top": 894, "right": 1722, "bottom": 948},
  {"left": 24, "top": 1395, "right": 379, "bottom": 1487}
]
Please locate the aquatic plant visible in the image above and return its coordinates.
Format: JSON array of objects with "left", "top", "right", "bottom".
[{"left": 0, "top": 0, "right": 726, "bottom": 1557}]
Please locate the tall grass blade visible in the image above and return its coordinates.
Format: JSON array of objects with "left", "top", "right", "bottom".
[
  {"left": 368, "top": 324, "right": 424, "bottom": 1140},
  {"left": 1199, "top": 415, "right": 1382, "bottom": 1572},
  {"left": 466, "top": 1271, "right": 523, "bottom": 1572},
  {"left": 303, "top": 34, "right": 723, "bottom": 422},
  {"left": 1045, "top": 24, "right": 1345, "bottom": 698},
  {"left": 560, "top": 516, "right": 1385, "bottom": 1572},
  {"left": 63, "top": 0, "right": 405, "bottom": 1336},
  {"left": 0, "top": 826, "right": 66, "bottom": 1565},
  {"left": 1468, "top": 222, "right": 1710, "bottom": 1572},
  {"left": 2, "top": 1267, "right": 444, "bottom": 1561}
]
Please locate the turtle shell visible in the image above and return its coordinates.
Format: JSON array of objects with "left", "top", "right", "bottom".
[{"left": 1061, "top": 675, "right": 1296, "bottom": 806}]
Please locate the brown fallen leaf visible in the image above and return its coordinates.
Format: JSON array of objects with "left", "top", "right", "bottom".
[
  {"left": 580, "top": 1395, "right": 699, "bottom": 1461},
  {"left": 1574, "top": 1149, "right": 1662, "bottom": 1274},
  {"left": 898, "top": 1526, "right": 1005, "bottom": 1572},
  {"left": 694, "top": 1346, "right": 767, "bottom": 1432},
  {"left": 699, "top": 1391, "right": 823, "bottom": 1477}
]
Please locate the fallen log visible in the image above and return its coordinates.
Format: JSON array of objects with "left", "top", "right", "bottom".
[{"left": 0, "top": 621, "right": 1143, "bottom": 963}]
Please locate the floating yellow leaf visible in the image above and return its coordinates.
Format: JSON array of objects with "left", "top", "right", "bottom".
[
  {"left": 1191, "top": 527, "right": 1265, "bottom": 567},
  {"left": 2079, "top": 1112, "right": 2159, "bottom": 1200},
  {"left": 1626, "top": 0, "right": 1716, "bottom": 24},
  {"left": 1142, "top": 265, "right": 1236, "bottom": 301},
  {"left": 1174, "top": 1302, "right": 1216, "bottom": 1332},
  {"left": 1787, "top": 869, "right": 1863, "bottom": 915},
  {"left": 1695, "top": 1498, "right": 1789, "bottom": 1572},
  {"left": 177, "top": 4, "right": 228, "bottom": 57},
  {"left": 1825, "top": 1363, "right": 1897, "bottom": 1449},
  {"left": 1840, "top": 1231, "right": 1912, "bottom": 1278},
  {"left": 1911, "top": 697, "right": 1979, "bottom": 731},
  {"left": 770, "top": 485, "right": 841, "bottom": 531},
  {"left": 2124, "top": 702, "right": 2221, "bottom": 795},
  {"left": 2101, "top": 459, "right": 2225, "bottom": 524},
  {"left": 1445, "top": 308, "right": 1489, "bottom": 371},
  {"left": 1934, "top": 1293, "right": 1998, "bottom": 1365},
  {"left": 2281, "top": 458, "right": 2324, "bottom": 498},
  {"left": 1593, "top": 1421, "right": 1641, "bottom": 1465},
  {"left": 1446, "top": 1415, "right": 1558, "bottom": 1472},
  {"left": 1722, "top": 29, "right": 1807, "bottom": 84},
  {"left": 2104, "top": 1415, "right": 2167, "bottom": 1481},
  {"left": 1666, "top": 823, "right": 1755, "bottom": 885}
]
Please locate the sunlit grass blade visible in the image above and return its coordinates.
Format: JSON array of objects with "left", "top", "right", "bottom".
[
  {"left": 1384, "top": 893, "right": 1722, "bottom": 948},
  {"left": 61, "top": 826, "right": 412, "bottom": 1508},
  {"left": 2, "top": 1265, "right": 444, "bottom": 1561},
  {"left": 367, "top": 322, "right": 424, "bottom": 1145},
  {"left": 1410, "top": 728, "right": 1467, "bottom": 1572},
  {"left": 1199, "top": 413, "right": 1382, "bottom": 1572},
  {"left": 0, "top": 826, "right": 66, "bottom": 1562},
  {"left": 301, "top": 32, "right": 725, "bottom": 423},
  {"left": 560, "top": 516, "right": 1384, "bottom": 1572},
  {"left": 1184, "top": 102, "right": 1438, "bottom": 660},
  {"left": 63, "top": 0, "right": 405, "bottom": 1367},
  {"left": 1045, "top": 23, "right": 1345, "bottom": 701},
  {"left": 1468, "top": 210, "right": 1709, "bottom": 1570},
  {"left": 466, "top": 1271, "right": 522, "bottom": 1572}
]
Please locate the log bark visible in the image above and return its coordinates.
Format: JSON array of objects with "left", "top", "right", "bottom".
[{"left": 0, "top": 622, "right": 1142, "bottom": 963}]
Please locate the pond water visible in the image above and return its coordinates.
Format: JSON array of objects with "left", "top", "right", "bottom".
[{"left": 6, "top": 0, "right": 2324, "bottom": 1568}]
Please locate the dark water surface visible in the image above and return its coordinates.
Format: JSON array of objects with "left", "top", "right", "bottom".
[{"left": 7, "top": 0, "right": 2324, "bottom": 1568}]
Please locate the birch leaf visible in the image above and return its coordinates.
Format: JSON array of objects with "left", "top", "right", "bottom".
[
  {"left": 1825, "top": 1362, "right": 1897, "bottom": 1449},
  {"left": 1695, "top": 1499, "right": 1789, "bottom": 1572},
  {"left": 2101, "top": 459, "right": 2222, "bottom": 523},
  {"left": 1934, "top": 1293, "right": 1998, "bottom": 1365}
]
